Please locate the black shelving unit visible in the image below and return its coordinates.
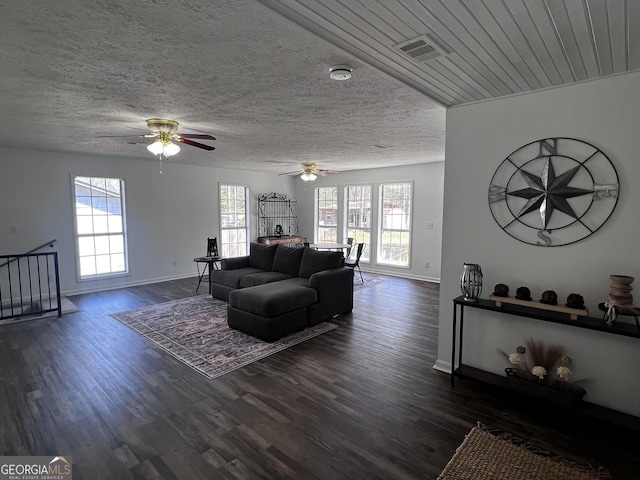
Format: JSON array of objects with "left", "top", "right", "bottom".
[
  {"left": 452, "top": 296, "right": 640, "bottom": 387},
  {"left": 450, "top": 295, "right": 640, "bottom": 429},
  {"left": 257, "top": 192, "right": 298, "bottom": 239}
]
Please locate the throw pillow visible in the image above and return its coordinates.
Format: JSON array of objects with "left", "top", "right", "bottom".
[
  {"left": 248, "top": 242, "right": 277, "bottom": 271},
  {"left": 272, "top": 245, "right": 305, "bottom": 275},
  {"left": 298, "top": 248, "right": 344, "bottom": 279}
]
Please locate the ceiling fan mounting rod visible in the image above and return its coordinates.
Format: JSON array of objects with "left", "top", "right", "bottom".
[{"left": 146, "top": 118, "right": 179, "bottom": 134}]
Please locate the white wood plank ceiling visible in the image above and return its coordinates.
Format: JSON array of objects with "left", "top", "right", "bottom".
[{"left": 260, "top": 0, "right": 640, "bottom": 107}]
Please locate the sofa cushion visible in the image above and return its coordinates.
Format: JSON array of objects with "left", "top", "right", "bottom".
[
  {"left": 298, "top": 248, "right": 344, "bottom": 279},
  {"left": 229, "top": 282, "right": 317, "bottom": 317},
  {"left": 272, "top": 245, "right": 304, "bottom": 275},
  {"left": 211, "top": 267, "right": 264, "bottom": 288},
  {"left": 248, "top": 242, "right": 277, "bottom": 271},
  {"left": 221, "top": 256, "right": 249, "bottom": 270},
  {"left": 239, "top": 271, "right": 294, "bottom": 288}
]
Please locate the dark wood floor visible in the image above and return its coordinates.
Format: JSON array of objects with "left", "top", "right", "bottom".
[{"left": 1, "top": 275, "right": 638, "bottom": 479}]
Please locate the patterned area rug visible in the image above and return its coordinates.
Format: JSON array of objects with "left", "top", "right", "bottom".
[
  {"left": 438, "top": 425, "right": 611, "bottom": 480},
  {"left": 110, "top": 295, "right": 337, "bottom": 379}
]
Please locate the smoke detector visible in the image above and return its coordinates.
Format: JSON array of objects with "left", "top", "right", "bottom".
[{"left": 329, "top": 64, "right": 353, "bottom": 81}]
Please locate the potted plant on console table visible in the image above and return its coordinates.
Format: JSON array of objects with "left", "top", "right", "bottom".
[{"left": 499, "top": 339, "right": 587, "bottom": 408}]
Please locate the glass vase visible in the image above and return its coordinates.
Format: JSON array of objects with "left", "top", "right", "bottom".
[{"left": 460, "top": 263, "right": 483, "bottom": 302}]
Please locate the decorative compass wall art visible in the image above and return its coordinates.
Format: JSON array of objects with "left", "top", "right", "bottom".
[{"left": 488, "top": 137, "right": 619, "bottom": 247}]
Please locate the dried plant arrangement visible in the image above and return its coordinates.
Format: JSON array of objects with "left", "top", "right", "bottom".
[
  {"left": 498, "top": 338, "right": 583, "bottom": 385},
  {"left": 499, "top": 339, "right": 588, "bottom": 406}
]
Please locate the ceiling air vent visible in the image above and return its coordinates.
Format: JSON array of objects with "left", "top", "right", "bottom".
[{"left": 394, "top": 35, "right": 447, "bottom": 63}]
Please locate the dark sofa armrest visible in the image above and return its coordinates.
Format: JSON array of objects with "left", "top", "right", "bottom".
[
  {"left": 309, "top": 267, "right": 354, "bottom": 319},
  {"left": 309, "top": 266, "right": 353, "bottom": 290},
  {"left": 221, "top": 256, "right": 250, "bottom": 270}
]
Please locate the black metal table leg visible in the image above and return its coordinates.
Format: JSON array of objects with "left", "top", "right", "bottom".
[{"left": 451, "top": 304, "right": 457, "bottom": 386}]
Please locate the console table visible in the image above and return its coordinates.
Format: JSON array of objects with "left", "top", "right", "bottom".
[
  {"left": 451, "top": 295, "right": 640, "bottom": 387},
  {"left": 258, "top": 236, "right": 302, "bottom": 246}
]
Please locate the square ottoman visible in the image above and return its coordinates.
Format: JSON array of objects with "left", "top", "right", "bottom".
[{"left": 228, "top": 282, "right": 318, "bottom": 342}]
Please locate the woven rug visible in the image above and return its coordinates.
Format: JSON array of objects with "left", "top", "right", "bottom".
[
  {"left": 110, "top": 295, "right": 337, "bottom": 379},
  {"left": 438, "top": 425, "right": 611, "bottom": 480}
]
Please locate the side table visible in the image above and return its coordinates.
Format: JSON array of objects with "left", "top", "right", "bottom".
[{"left": 193, "top": 256, "right": 222, "bottom": 293}]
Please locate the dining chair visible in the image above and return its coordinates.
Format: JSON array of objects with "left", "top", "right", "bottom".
[
  {"left": 343, "top": 237, "right": 355, "bottom": 258},
  {"left": 345, "top": 243, "right": 364, "bottom": 284}
]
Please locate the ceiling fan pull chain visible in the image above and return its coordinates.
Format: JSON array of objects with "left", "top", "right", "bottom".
[{"left": 159, "top": 154, "right": 163, "bottom": 174}]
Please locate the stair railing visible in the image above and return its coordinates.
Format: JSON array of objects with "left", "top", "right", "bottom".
[{"left": 0, "top": 239, "right": 61, "bottom": 322}]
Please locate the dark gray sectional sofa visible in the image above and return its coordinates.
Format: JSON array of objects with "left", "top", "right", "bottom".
[{"left": 211, "top": 242, "right": 354, "bottom": 341}]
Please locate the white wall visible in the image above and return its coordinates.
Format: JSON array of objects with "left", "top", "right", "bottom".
[
  {"left": 293, "top": 162, "right": 444, "bottom": 281},
  {"left": 437, "top": 71, "right": 640, "bottom": 416},
  {"left": 0, "top": 147, "right": 295, "bottom": 295}
]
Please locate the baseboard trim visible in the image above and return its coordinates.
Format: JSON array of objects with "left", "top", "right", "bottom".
[
  {"left": 62, "top": 273, "right": 198, "bottom": 297},
  {"left": 62, "top": 269, "right": 439, "bottom": 299},
  {"left": 360, "top": 267, "right": 440, "bottom": 283},
  {"left": 433, "top": 358, "right": 452, "bottom": 374}
]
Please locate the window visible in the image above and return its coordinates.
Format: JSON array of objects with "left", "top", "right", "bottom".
[
  {"left": 73, "top": 176, "right": 127, "bottom": 279},
  {"left": 315, "top": 186, "right": 337, "bottom": 243},
  {"left": 220, "top": 184, "right": 248, "bottom": 257},
  {"left": 378, "top": 182, "right": 412, "bottom": 266},
  {"left": 345, "top": 184, "right": 371, "bottom": 262}
]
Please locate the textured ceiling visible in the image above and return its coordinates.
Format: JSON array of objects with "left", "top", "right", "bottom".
[
  {"left": 0, "top": 0, "right": 445, "bottom": 174},
  {"left": 1, "top": 1, "right": 637, "bottom": 174}
]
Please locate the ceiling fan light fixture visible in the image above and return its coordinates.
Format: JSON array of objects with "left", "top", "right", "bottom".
[
  {"left": 147, "top": 131, "right": 181, "bottom": 157},
  {"left": 147, "top": 139, "right": 180, "bottom": 157},
  {"left": 301, "top": 172, "right": 317, "bottom": 182},
  {"left": 147, "top": 140, "right": 165, "bottom": 155},
  {"left": 163, "top": 141, "right": 180, "bottom": 156}
]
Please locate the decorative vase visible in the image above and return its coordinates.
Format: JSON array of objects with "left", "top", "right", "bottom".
[
  {"left": 609, "top": 275, "right": 634, "bottom": 306},
  {"left": 460, "top": 263, "right": 483, "bottom": 302},
  {"left": 505, "top": 368, "right": 586, "bottom": 408}
]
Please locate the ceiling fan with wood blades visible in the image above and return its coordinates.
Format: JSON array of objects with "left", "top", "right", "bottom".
[
  {"left": 98, "top": 118, "right": 216, "bottom": 173},
  {"left": 101, "top": 118, "right": 216, "bottom": 154},
  {"left": 279, "top": 162, "right": 339, "bottom": 182},
  {"left": 144, "top": 118, "right": 216, "bottom": 152}
]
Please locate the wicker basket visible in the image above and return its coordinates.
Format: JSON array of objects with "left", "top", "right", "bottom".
[{"left": 505, "top": 368, "right": 586, "bottom": 408}]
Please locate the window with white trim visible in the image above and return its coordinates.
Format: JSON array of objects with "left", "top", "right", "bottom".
[
  {"left": 378, "top": 182, "right": 412, "bottom": 266},
  {"left": 219, "top": 184, "right": 248, "bottom": 257},
  {"left": 73, "top": 176, "right": 128, "bottom": 279},
  {"left": 345, "top": 184, "right": 371, "bottom": 262},
  {"left": 315, "top": 186, "right": 337, "bottom": 243}
]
